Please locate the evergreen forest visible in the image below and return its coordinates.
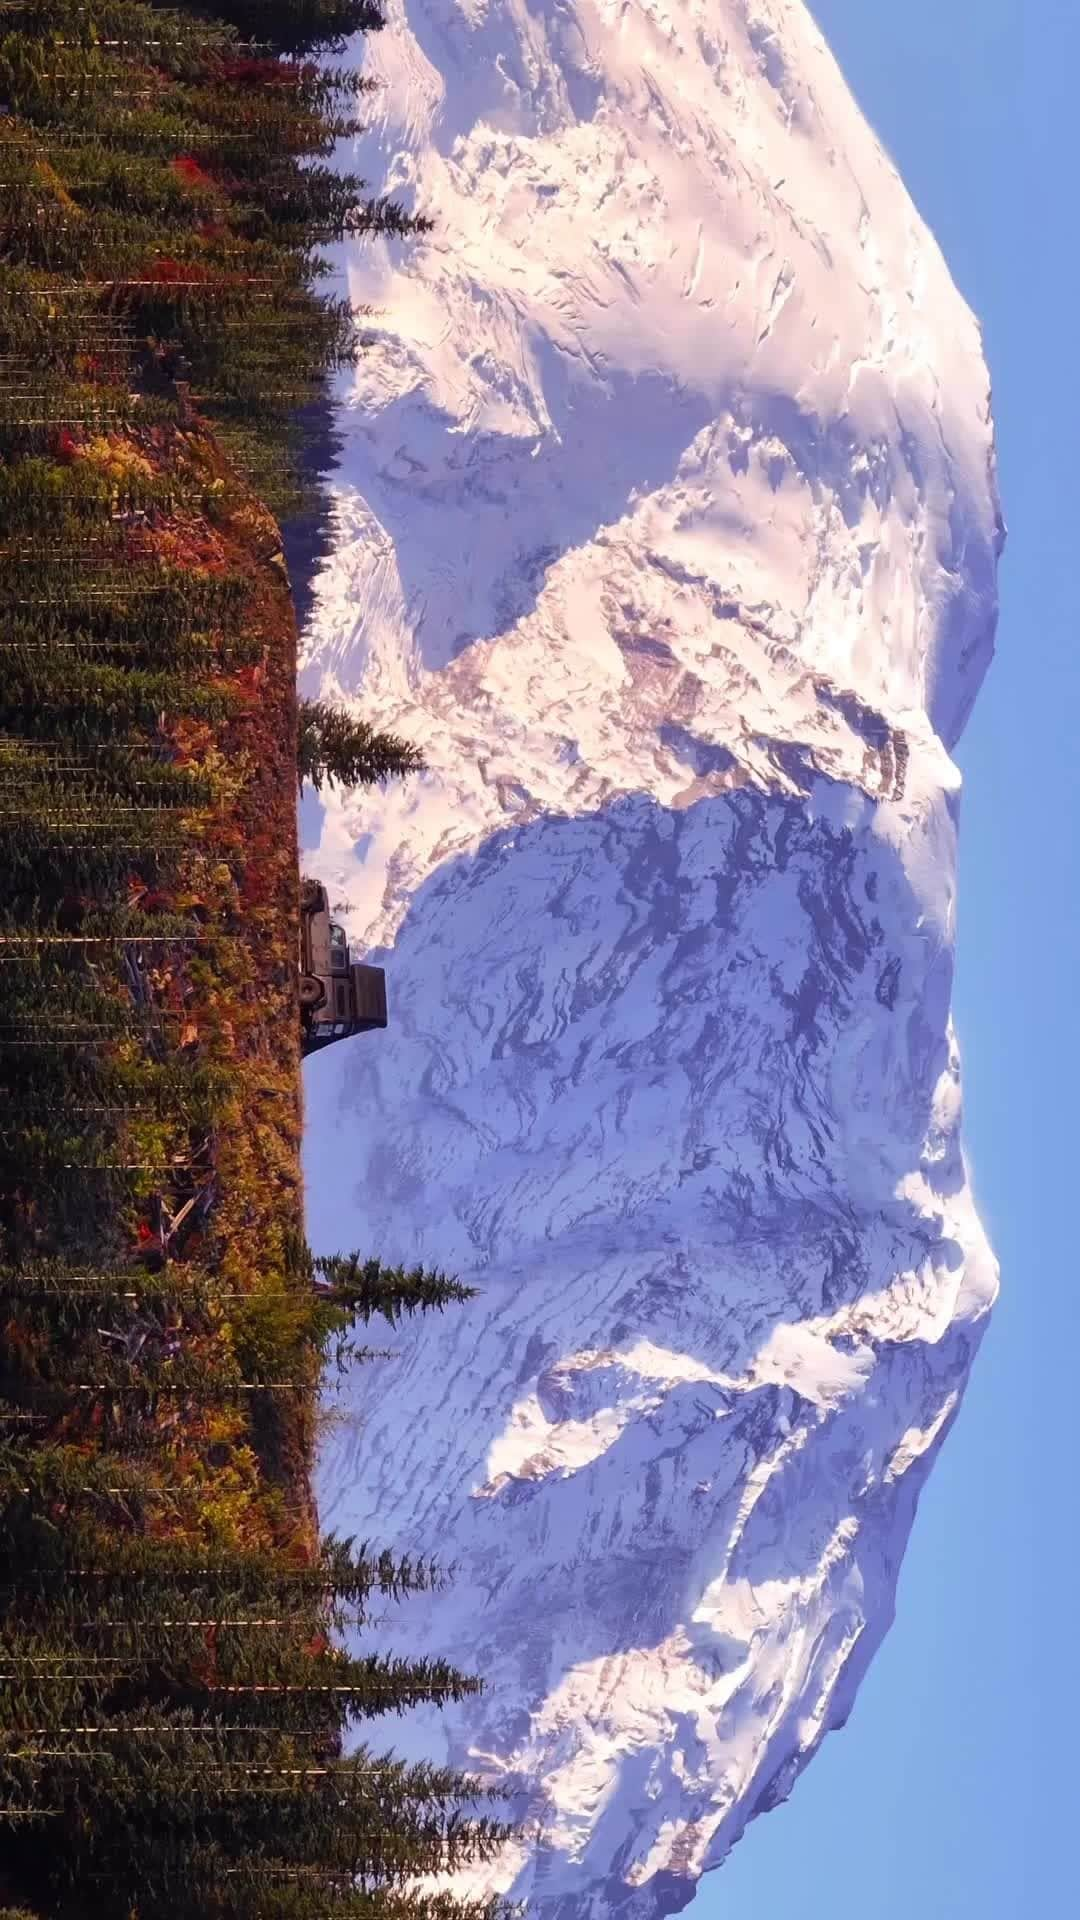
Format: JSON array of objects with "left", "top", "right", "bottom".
[{"left": 0, "top": 4, "right": 502, "bottom": 1915}]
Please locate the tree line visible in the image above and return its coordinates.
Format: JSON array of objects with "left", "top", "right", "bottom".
[{"left": 0, "top": 5, "right": 499, "bottom": 1917}]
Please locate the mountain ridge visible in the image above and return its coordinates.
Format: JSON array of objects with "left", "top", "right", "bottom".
[{"left": 301, "top": 3, "right": 1002, "bottom": 1912}]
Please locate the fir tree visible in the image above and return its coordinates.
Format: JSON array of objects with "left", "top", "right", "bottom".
[
  {"left": 312, "top": 1251, "right": 478, "bottom": 1327},
  {"left": 0, "top": 9, "right": 503, "bottom": 1916},
  {"left": 297, "top": 700, "right": 424, "bottom": 793},
  {"left": 183, "top": 0, "right": 388, "bottom": 54}
]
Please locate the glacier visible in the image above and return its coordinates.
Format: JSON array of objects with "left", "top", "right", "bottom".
[{"left": 300, "top": 1, "right": 1005, "bottom": 1914}]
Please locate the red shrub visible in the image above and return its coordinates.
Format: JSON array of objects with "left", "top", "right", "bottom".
[
  {"left": 149, "top": 256, "right": 210, "bottom": 285},
  {"left": 53, "top": 426, "right": 82, "bottom": 462},
  {"left": 171, "top": 154, "right": 215, "bottom": 190}
]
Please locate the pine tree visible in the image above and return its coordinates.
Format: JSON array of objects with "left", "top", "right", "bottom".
[
  {"left": 0, "top": 1526, "right": 443, "bottom": 1617},
  {"left": 183, "top": 1, "right": 388, "bottom": 55},
  {"left": 297, "top": 700, "right": 424, "bottom": 792},
  {"left": 312, "top": 1251, "right": 478, "bottom": 1327},
  {"left": 0, "top": 10, "right": 505, "bottom": 1917}
]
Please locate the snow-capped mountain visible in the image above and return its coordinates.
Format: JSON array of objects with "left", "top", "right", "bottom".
[{"left": 301, "top": 2, "right": 1004, "bottom": 1914}]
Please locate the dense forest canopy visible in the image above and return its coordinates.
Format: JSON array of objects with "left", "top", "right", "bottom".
[{"left": 0, "top": 5, "right": 500, "bottom": 1916}]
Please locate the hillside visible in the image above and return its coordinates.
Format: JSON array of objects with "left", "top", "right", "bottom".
[{"left": 0, "top": 5, "right": 498, "bottom": 1916}]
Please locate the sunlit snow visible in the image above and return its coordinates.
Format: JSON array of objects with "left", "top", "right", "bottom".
[{"left": 301, "top": 3, "right": 1003, "bottom": 1914}]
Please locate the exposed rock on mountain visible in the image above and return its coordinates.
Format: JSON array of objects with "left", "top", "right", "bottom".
[{"left": 301, "top": 2, "right": 1003, "bottom": 1913}]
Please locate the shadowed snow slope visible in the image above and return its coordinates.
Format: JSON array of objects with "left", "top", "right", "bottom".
[{"left": 302, "top": 3, "right": 1003, "bottom": 1915}]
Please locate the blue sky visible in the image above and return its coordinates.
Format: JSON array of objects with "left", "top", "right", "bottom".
[{"left": 700, "top": 3, "right": 1079, "bottom": 1913}]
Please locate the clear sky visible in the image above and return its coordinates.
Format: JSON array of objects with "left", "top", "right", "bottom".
[{"left": 700, "top": 2, "right": 1079, "bottom": 1914}]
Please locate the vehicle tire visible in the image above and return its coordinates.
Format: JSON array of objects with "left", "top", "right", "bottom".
[
  {"left": 299, "top": 879, "right": 323, "bottom": 915},
  {"left": 299, "top": 974, "right": 325, "bottom": 1010}
]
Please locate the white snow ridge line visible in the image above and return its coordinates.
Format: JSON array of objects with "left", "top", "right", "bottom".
[{"left": 303, "top": 4, "right": 1003, "bottom": 1917}]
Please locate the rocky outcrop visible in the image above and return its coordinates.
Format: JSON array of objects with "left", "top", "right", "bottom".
[{"left": 301, "top": 3, "right": 1003, "bottom": 1914}]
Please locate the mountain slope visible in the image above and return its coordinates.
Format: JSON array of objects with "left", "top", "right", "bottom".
[{"left": 301, "top": 2, "right": 1004, "bottom": 1913}]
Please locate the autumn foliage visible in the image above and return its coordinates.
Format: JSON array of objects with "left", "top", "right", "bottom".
[{"left": 0, "top": 5, "right": 501, "bottom": 1918}]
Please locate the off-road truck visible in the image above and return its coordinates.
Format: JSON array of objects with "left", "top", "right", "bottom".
[{"left": 299, "top": 876, "right": 387, "bottom": 1058}]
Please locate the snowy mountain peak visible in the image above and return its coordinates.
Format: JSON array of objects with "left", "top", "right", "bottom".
[{"left": 302, "top": 3, "right": 1002, "bottom": 1914}]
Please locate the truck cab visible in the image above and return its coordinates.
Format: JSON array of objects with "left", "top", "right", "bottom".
[{"left": 299, "top": 876, "right": 387, "bottom": 1059}]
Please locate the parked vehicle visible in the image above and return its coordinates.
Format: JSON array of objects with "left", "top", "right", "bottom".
[{"left": 299, "top": 876, "right": 387, "bottom": 1058}]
